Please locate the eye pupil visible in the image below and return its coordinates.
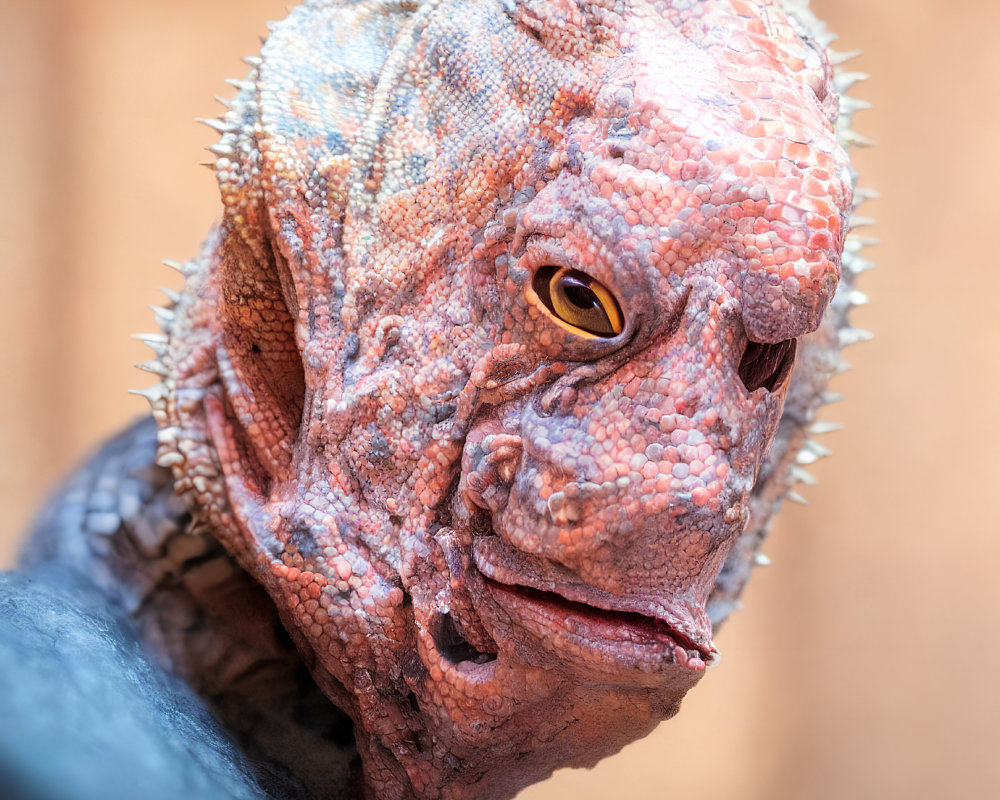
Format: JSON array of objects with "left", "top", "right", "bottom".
[
  {"left": 532, "top": 266, "right": 624, "bottom": 338},
  {"left": 561, "top": 279, "right": 598, "bottom": 311}
]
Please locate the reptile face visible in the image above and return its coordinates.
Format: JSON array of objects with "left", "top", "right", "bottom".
[{"left": 151, "top": 1, "right": 854, "bottom": 798}]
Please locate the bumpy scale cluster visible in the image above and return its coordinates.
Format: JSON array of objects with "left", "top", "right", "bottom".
[{"left": 140, "top": 2, "right": 868, "bottom": 799}]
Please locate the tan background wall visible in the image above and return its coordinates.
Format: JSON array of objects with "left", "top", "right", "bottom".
[{"left": 1, "top": 1, "right": 997, "bottom": 798}]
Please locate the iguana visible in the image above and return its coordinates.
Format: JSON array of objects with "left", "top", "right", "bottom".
[{"left": 2, "top": 1, "right": 871, "bottom": 798}]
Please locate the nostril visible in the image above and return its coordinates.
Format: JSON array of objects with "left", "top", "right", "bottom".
[{"left": 738, "top": 338, "right": 798, "bottom": 393}]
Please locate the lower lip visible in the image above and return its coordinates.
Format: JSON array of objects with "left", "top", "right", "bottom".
[{"left": 483, "top": 578, "right": 709, "bottom": 672}]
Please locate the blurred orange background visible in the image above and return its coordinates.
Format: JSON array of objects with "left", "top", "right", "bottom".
[{"left": 1, "top": 1, "right": 997, "bottom": 798}]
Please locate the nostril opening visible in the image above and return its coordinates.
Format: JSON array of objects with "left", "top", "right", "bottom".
[{"left": 738, "top": 338, "right": 798, "bottom": 393}]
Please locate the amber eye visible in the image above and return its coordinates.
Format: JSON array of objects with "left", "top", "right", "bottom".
[{"left": 532, "top": 266, "right": 624, "bottom": 338}]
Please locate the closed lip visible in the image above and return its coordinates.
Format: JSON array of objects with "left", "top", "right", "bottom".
[{"left": 471, "top": 536, "right": 719, "bottom": 671}]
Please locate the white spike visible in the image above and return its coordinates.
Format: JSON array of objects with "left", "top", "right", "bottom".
[
  {"left": 804, "top": 439, "right": 834, "bottom": 459},
  {"left": 834, "top": 71, "right": 868, "bottom": 93},
  {"left": 832, "top": 358, "right": 852, "bottom": 376},
  {"left": 809, "top": 421, "right": 844, "bottom": 435},
  {"left": 158, "top": 286, "right": 182, "bottom": 305},
  {"left": 845, "top": 288, "right": 870, "bottom": 306},
  {"left": 225, "top": 78, "right": 256, "bottom": 92},
  {"left": 206, "top": 142, "right": 236, "bottom": 157},
  {"left": 829, "top": 48, "right": 863, "bottom": 66},
  {"left": 129, "top": 384, "right": 168, "bottom": 404},
  {"left": 853, "top": 187, "right": 881, "bottom": 205},
  {"left": 849, "top": 216, "right": 876, "bottom": 230},
  {"left": 796, "top": 449, "right": 820, "bottom": 466},
  {"left": 132, "top": 332, "right": 167, "bottom": 344},
  {"left": 197, "top": 117, "right": 237, "bottom": 134},
  {"left": 838, "top": 327, "right": 874, "bottom": 347},
  {"left": 243, "top": 55, "right": 262, "bottom": 67},
  {"left": 152, "top": 304, "right": 175, "bottom": 320},
  {"left": 839, "top": 129, "right": 876, "bottom": 149},
  {"left": 844, "top": 257, "right": 875, "bottom": 276},
  {"left": 786, "top": 491, "right": 808, "bottom": 505},
  {"left": 754, "top": 553, "right": 772, "bottom": 567},
  {"left": 850, "top": 236, "right": 881, "bottom": 251},
  {"left": 820, "top": 391, "right": 845, "bottom": 406},
  {"left": 152, "top": 305, "right": 176, "bottom": 331},
  {"left": 818, "top": 32, "right": 838, "bottom": 47},
  {"left": 134, "top": 335, "right": 167, "bottom": 357},
  {"left": 791, "top": 466, "right": 819, "bottom": 485},
  {"left": 136, "top": 360, "right": 169, "bottom": 377},
  {"left": 839, "top": 96, "right": 872, "bottom": 116}
]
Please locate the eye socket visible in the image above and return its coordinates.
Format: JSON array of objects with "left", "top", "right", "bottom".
[{"left": 532, "top": 266, "right": 624, "bottom": 338}]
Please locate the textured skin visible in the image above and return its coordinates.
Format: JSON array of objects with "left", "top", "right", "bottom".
[
  {"left": 20, "top": 1, "right": 870, "bottom": 799},
  {"left": 20, "top": 419, "right": 360, "bottom": 799}
]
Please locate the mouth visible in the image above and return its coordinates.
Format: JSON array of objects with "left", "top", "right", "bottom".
[{"left": 472, "top": 538, "right": 718, "bottom": 673}]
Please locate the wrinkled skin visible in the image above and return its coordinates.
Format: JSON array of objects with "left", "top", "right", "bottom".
[{"left": 149, "top": 1, "right": 852, "bottom": 797}]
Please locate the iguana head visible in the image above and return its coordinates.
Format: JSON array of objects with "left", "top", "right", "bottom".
[{"left": 148, "top": 1, "right": 853, "bottom": 797}]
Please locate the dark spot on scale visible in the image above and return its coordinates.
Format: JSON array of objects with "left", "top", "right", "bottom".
[
  {"left": 429, "top": 402, "right": 456, "bottom": 424},
  {"left": 287, "top": 525, "right": 322, "bottom": 559},
  {"left": 343, "top": 333, "right": 360, "bottom": 360},
  {"left": 367, "top": 429, "right": 392, "bottom": 462}
]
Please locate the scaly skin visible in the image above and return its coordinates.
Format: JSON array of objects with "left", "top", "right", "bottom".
[{"left": 123, "top": 1, "right": 867, "bottom": 798}]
